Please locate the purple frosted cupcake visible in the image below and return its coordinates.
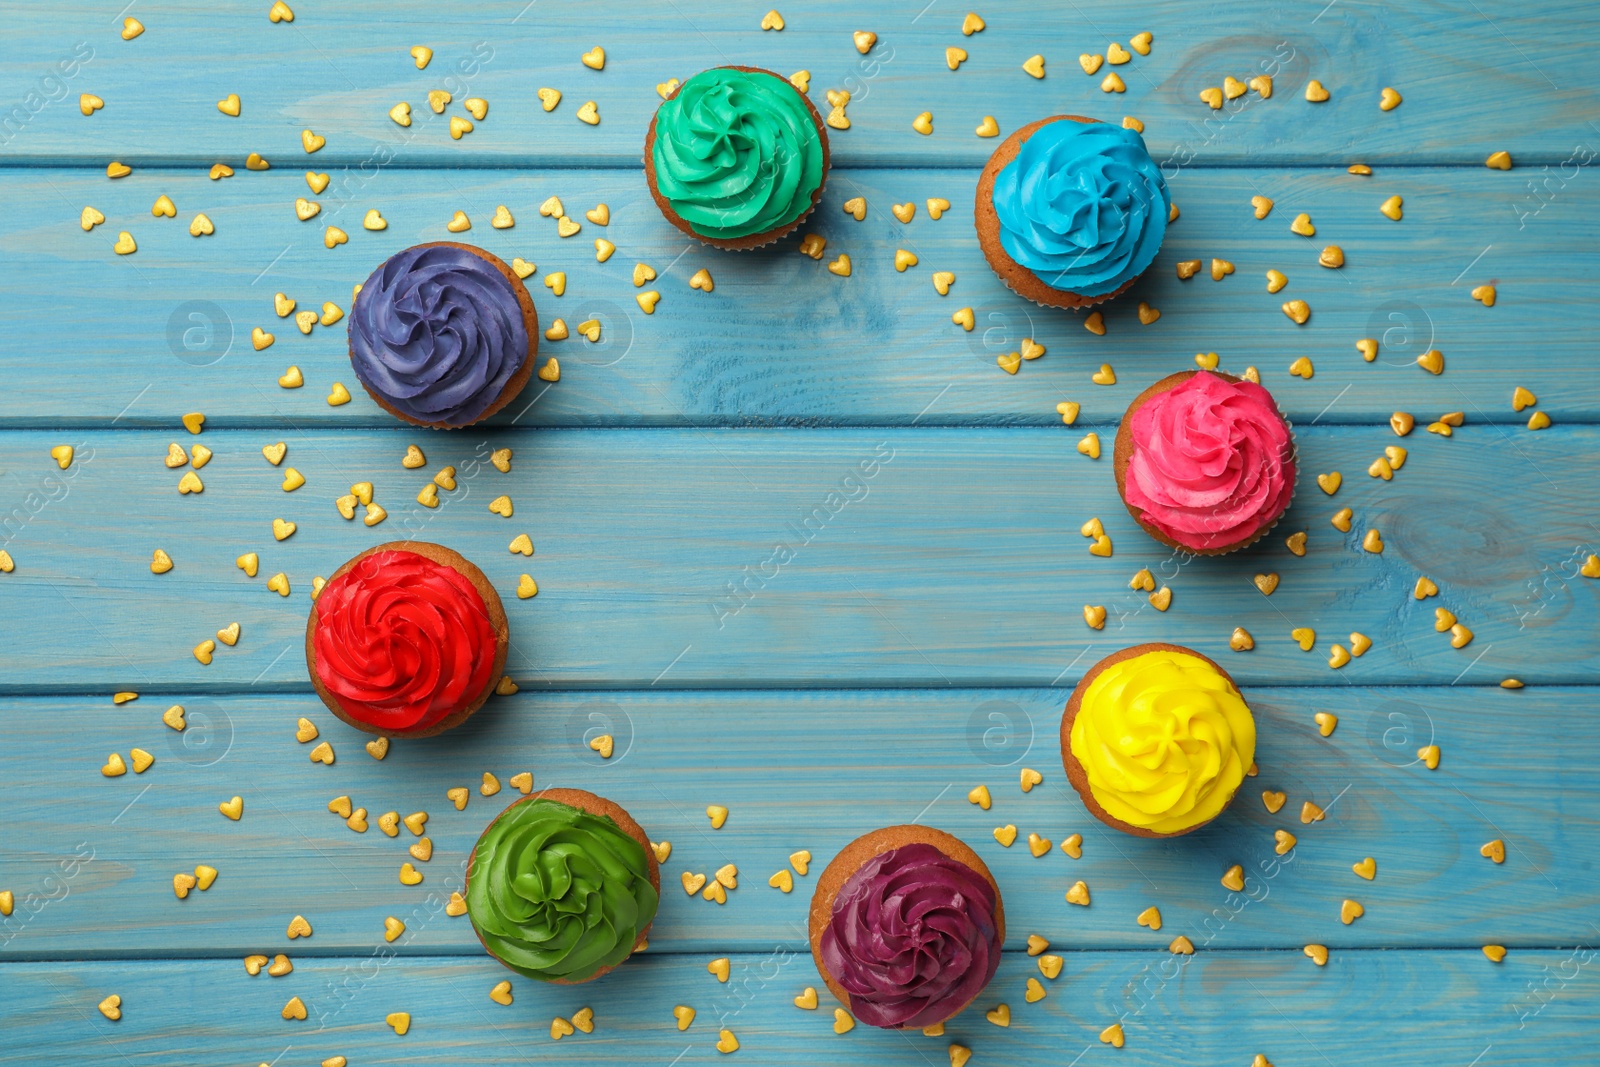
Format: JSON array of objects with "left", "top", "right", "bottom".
[
  {"left": 348, "top": 242, "right": 537, "bottom": 429},
  {"left": 809, "top": 826, "right": 1004, "bottom": 1030}
]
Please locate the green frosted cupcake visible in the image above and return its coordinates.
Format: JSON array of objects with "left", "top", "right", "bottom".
[
  {"left": 465, "top": 788, "right": 660, "bottom": 984},
  {"left": 644, "top": 65, "right": 830, "bottom": 249}
]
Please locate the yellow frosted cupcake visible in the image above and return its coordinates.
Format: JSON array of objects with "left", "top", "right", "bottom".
[{"left": 1059, "top": 643, "right": 1255, "bottom": 837}]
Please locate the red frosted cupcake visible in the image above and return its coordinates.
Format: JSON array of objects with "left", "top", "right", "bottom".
[
  {"left": 305, "top": 541, "right": 509, "bottom": 737},
  {"left": 1114, "top": 371, "right": 1297, "bottom": 555}
]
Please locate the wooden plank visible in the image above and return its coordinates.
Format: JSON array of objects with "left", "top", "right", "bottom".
[
  {"left": 1, "top": 1, "right": 1594, "bottom": 169},
  {"left": 0, "top": 950, "right": 1590, "bottom": 1066},
  {"left": 1, "top": 426, "right": 1595, "bottom": 689},
  {"left": 1, "top": 164, "right": 1594, "bottom": 427},
  {"left": 3, "top": 686, "right": 1591, "bottom": 957}
]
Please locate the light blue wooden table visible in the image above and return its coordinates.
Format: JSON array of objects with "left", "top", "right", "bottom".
[{"left": 2, "top": 1, "right": 1597, "bottom": 1063}]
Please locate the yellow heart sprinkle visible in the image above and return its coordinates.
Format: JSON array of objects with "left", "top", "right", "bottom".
[
  {"left": 1305, "top": 79, "right": 1330, "bottom": 102},
  {"left": 294, "top": 197, "right": 320, "bottom": 222},
  {"left": 1480, "top": 838, "right": 1506, "bottom": 863},
  {"left": 1083, "top": 604, "right": 1107, "bottom": 629},
  {"left": 1261, "top": 269, "right": 1287, "bottom": 294},
  {"left": 974, "top": 115, "right": 999, "bottom": 138},
  {"left": 464, "top": 97, "right": 488, "bottom": 121},
  {"left": 1484, "top": 149, "right": 1514, "bottom": 170},
  {"left": 544, "top": 271, "right": 567, "bottom": 295},
  {"left": 1136, "top": 300, "right": 1160, "bottom": 324},
  {"left": 833, "top": 1008, "right": 855, "bottom": 1033},
  {"left": 177, "top": 471, "right": 204, "bottom": 495},
  {"left": 300, "top": 129, "right": 325, "bottom": 154},
  {"left": 1066, "top": 880, "right": 1090, "bottom": 905},
  {"left": 268, "top": 0, "right": 295, "bottom": 22},
  {"left": 324, "top": 226, "right": 348, "bottom": 249},
  {"left": 363, "top": 502, "right": 387, "bottom": 526},
  {"left": 1314, "top": 711, "right": 1339, "bottom": 737},
  {"left": 1379, "top": 86, "right": 1402, "bottom": 111},
  {"left": 488, "top": 980, "right": 511, "bottom": 1005},
  {"left": 966, "top": 784, "right": 992, "bottom": 809},
  {"left": 827, "top": 106, "right": 851, "bottom": 131},
  {"left": 681, "top": 871, "right": 706, "bottom": 895},
  {"left": 80, "top": 205, "right": 105, "bottom": 230},
  {"left": 1221, "top": 863, "right": 1246, "bottom": 891},
  {"left": 365, "top": 736, "right": 389, "bottom": 760},
  {"left": 516, "top": 574, "right": 538, "bottom": 599},
  {"left": 299, "top": 171, "right": 326, "bottom": 195},
  {"left": 1102, "top": 71, "right": 1126, "bottom": 92},
  {"left": 707, "top": 804, "right": 729, "bottom": 829},
  {"left": 163, "top": 704, "right": 187, "bottom": 731},
  {"left": 309, "top": 741, "right": 334, "bottom": 765},
  {"left": 1361, "top": 528, "right": 1384, "bottom": 554},
  {"left": 1320, "top": 244, "right": 1346, "bottom": 269},
  {"left": 707, "top": 956, "right": 731, "bottom": 982},
  {"left": 1527, "top": 410, "right": 1552, "bottom": 430},
  {"left": 386, "top": 1012, "right": 410, "bottom": 1035},
  {"left": 1331, "top": 507, "right": 1353, "bottom": 532},
  {"left": 1077, "top": 433, "right": 1101, "bottom": 459},
  {"left": 716, "top": 1029, "right": 739, "bottom": 1054},
  {"left": 410, "top": 45, "right": 432, "bottom": 69},
  {"left": 1026, "top": 833, "right": 1050, "bottom": 857},
  {"left": 1199, "top": 87, "right": 1223, "bottom": 109},
  {"left": 448, "top": 115, "right": 474, "bottom": 139},
  {"left": 946, "top": 46, "right": 967, "bottom": 70},
  {"left": 893, "top": 249, "right": 918, "bottom": 272},
  {"left": 286, "top": 914, "right": 312, "bottom": 938},
  {"left": 1136, "top": 906, "right": 1162, "bottom": 930},
  {"left": 1092, "top": 363, "right": 1116, "bottom": 385},
  {"left": 216, "top": 622, "right": 241, "bottom": 647},
  {"left": 217, "top": 795, "right": 243, "bottom": 821},
  {"left": 244, "top": 954, "right": 267, "bottom": 975},
  {"left": 576, "top": 100, "right": 599, "bottom": 125},
  {"left": 121, "top": 16, "right": 144, "bottom": 39},
  {"left": 357, "top": 208, "right": 388, "bottom": 232},
  {"left": 245, "top": 153, "right": 269, "bottom": 171},
  {"left": 1305, "top": 943, "right": 1329, "bottom": 965},
  {"left": 398, "top": 862, "right": 423, "bottom": 885},
  {"left": 581, "top": 46, "right": 605, "bottom": 69},
  {"left": 636, "top": 291, "right": 660, "bottom": 314},
  {"left": 1274, "top": 829, "right": 1298, "bottom": 855},
  {"left": 1079, "top": 53, "right": 1104, "bottom": 75},
  {"left": 1290, "top": 627, "right": 1316, "bottom": 652},
  {"left": 689, "top": 267, "right": 714, "bottom": 292},
  {"left": 446, "top": 210, "right": 471, "bottom": 232},
  {"left": 761, "top": 9, "right": 785, "bottom": 30},
  {"left": 651, "top": 840, "right": 672, "bottom": 863},
  {"left": 409, "top": 836, "right": 434, "bottom": 861},
  {"left": 510, "top": 257, "right": 535, "bottom": 279},
  {"left": 674, "top": 1004, "right": 697, "bottom": 1029},
  {"left": 1023, "top": 53, "right": 1046, "bottom": 78},
  {"left": 769, "top": 869, "right": 794, "bottom": 892},
  {"left": 912, "top": 111, "right": 933, "bottom": 135},
  {"left": 113, "top": 230, "right": 137, "bottom": 255},
  {"left": 854, "top": 30, "right": 877, "bottom": 53},
  {"left": 1302, "top": 799, "right": 1327, "bottom": 823},
  {"left": 107, "top": 161, "right": 132, "bottom": 179},
  {"left": 538, "top": 87, "right": 562, "bottom": 111},
  {"left": 1341, "top": 899, "right": 1365, "bottom": 924},
  {"left": 827, "top": 253, "right": 852, "bottom": 277},
  {"left": 388, "top": 101, "right": 412, "bottom": 127},
  {"left": 986, "top": 1004, "right": 1010, "bottom": 1027},
  {"left": 1353, "top": 856, "right": 1376, "bottom": 880},
  {"left": 1283, "top": 302, "right": 1311, "bottom": 326},
  {"left": 327, "top": 382, "right": 351, "bottom": 405},
  {"left": 1380, "top": 194, "right": 1404, "bottom": 221},
  {"left": 149, "top": 194, "right": 176, "bottom": 218},
  {"left": 1108, "top": 42, "right": 1131, "bottom": 64}
]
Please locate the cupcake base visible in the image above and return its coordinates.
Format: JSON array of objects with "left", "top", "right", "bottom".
[
  {"left": 809, "top": 825, "right": 1005, "bottom": 1029},
  {"left": 350, "top": 242, "right": 538, "bottom": 430},
  {"left": 1060, "top": 642, "right": 1247, "bottom": 838},
  {"left": 644, "top": 66, "right": 830, "bottom": 251},
  {"left": 305, "top": 541, "right": 509, "bottom": 738},
  {"left": 466, "top": 788, "right": 660, "bottom": 984},
  {"left": 975, "top": 116, "right": 1145, "bottom": 309},
  {"left": 1113, "top": 370, "right": 1295, "bottom": 556}
]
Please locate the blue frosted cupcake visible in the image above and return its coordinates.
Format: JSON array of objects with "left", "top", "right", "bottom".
[
  {"left": 975, "top": 116, "right": 1170, "bottom": 307},
  {"left": 348, "top": 242, "right": 537, "bottom": 428}
]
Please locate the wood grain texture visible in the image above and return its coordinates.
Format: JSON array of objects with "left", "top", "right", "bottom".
[
  {"left": 1, "top": 950, "right": 1592, "bottom": 1067},
  {"left": 0, "top": 426, "right": 1593, "bottom": 689},
  {"left": 2, "top": 687, "right": 1591, "bottom": 957},
  {"left": 0, "top": 165, "right": 1593, "bottom": 427},
  {"left": 0, "top": 0, "right": 1594, "bottom": 168}
]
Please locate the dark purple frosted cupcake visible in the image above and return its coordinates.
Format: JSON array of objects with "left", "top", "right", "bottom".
[
  {"left": 348, "top": 242, "right": 537, "bottom": 429},
  {"left": 809, "top": 825, "right": 1004, "bottom": 1030}
]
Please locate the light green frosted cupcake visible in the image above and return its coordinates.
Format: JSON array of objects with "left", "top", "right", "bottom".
[
  {"left": 644, "top": 65, "right": 830, "bottom": 249},
  {"left": 465, "top": 788, "right": 660, "bottom": 983}
]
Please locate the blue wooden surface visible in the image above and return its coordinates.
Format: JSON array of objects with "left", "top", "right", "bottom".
[{"left": 3, "top": 2, "right": 1599, "bottom": 1065}]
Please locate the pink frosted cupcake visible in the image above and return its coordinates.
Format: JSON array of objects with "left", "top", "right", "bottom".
[{"left": 1113, "top": 371, "right": 1296, "bottom": 555}]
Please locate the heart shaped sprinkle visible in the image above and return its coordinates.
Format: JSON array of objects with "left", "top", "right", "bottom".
[
  {"left": 967, "top": 784, "right": 991, "bottom": 809},
  {"left": 993, "top": 824, "right": 1017, "bottom": 847},
  {"left": 1136, "top": 906, "right": 1162, "bottom": 930},
  {"left": 1352, "top": 857, "right": 1376, "bottom": 880},
  {"left": 1060, "top": 834, "right": 1083, "bottom": 859},
  {"left": 1340, "top": 899, "right": 1364, "bottom": 924},
  {"left": 1066, "top": 880, "right": 1090, "bottom": 906}
]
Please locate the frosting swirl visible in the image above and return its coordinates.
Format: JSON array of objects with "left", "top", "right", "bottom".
[
  {"left": 992, "top": 120, "right": 1169, "bottom": 296},
  {"left": 819, "top": 843, "right": 1000, "bottom": 1028},
  {"left": 349, "top": 244, "right": 529, "bottom": 426},
  {"left": 1071, "top": 649, "right": 1255, "bottom": 834},
  {"left": 651, "top": 68, "right": 825, "bottom": 240},
  {"left": 1124, "top": 371, "right": 1296, "bottom": 550},
  {"left": 467, "top": 799, "right": 659, "bottom": 983},
  {"left": 311, "top": 549, "right": 497, "bottom": 732}
]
